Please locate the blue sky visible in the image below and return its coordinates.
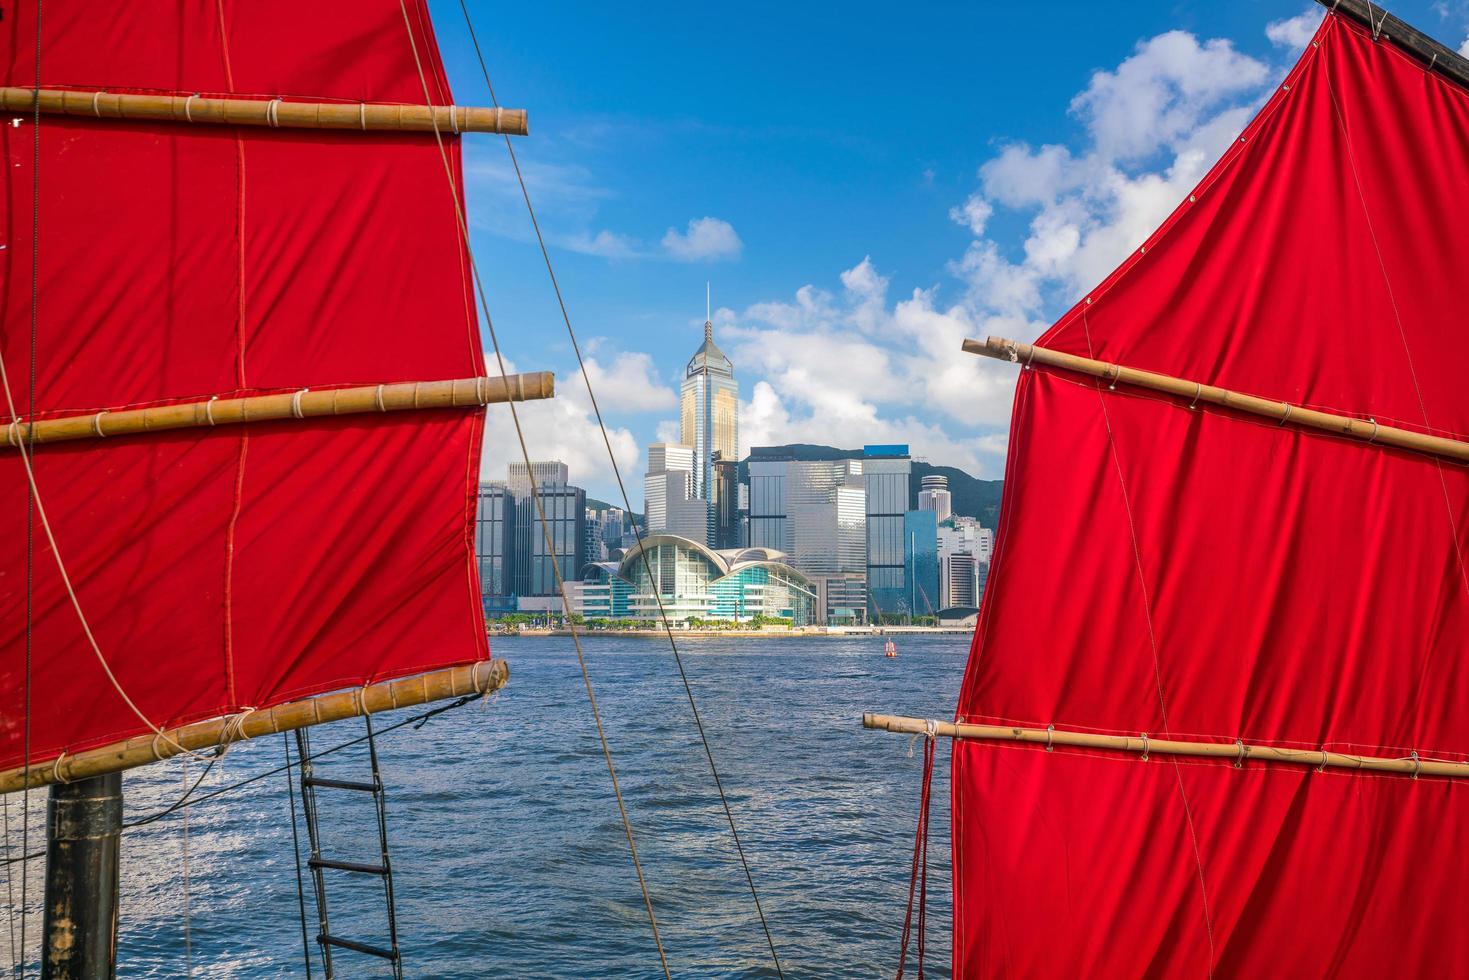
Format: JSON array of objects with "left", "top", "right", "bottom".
[{"left": 434, "top": 0, "right": 1466, "bottom": 501}]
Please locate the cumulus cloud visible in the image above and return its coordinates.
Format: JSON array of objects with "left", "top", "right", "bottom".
[
  {"left": 661, "top": 217, "right": 743, "bottom": 262},
  {"left": 949, "top": 194, "right": 994, "bottom": 236},
  {"left": 1070, "top": 31, "right": 1268, "bottom": 162},
  {"left": 578, "top": 351, "right": 678, "bottom": 413},
  {"left": 1266, "top": 8, "right": 1323, "bottom": 50},
  {"left": 1460, "top": 36, "right": 1469, "bottom": 58},
  {"left": 562, "top": 229, "right": 640, "bottom": 259},
  {"left": 704, "top": 24, "right": 1281, "bottom": 479},
  {"left": 713, "top": 256, "right": 1031, "bottom": 477},
  {"left": 480, "top": 355, "right": 642, "bottom": 496},
  {"left": 950, "top": 29, "right": 1271, "bottom": 312}
]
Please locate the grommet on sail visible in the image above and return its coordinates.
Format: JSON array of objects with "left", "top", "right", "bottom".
[{"left": 869, "top": 1, "right": 1469, "bottom": 975}]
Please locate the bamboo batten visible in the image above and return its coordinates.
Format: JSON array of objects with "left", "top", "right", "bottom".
[
  {"left": 0, "top": 87, "right": 528, "bottom": 135},
  {"left": 863, "top": 712, "right": 1469, "bottom": 779},
  {"left": 0, "top": 372, "right": 555, "bottom": 450},
  {"left": 0, "top": 660, "right": 509, "bottom": 795},
  {"left": 966, "top": 336, "right": 1469, "bottom": 464}
]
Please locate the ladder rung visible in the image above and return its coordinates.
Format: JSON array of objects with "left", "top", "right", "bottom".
[
  {"left": 303, "top": 776, "right": 379, "bottom": 792},
  {"left": 309, "top": 857, "right": 388, "bottom": 876},
  {"left": 318, "top": 934, "right": 399, "bottom": 961}
]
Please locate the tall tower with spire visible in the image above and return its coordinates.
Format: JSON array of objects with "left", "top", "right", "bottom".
[{"left": 679, "top": 286, "right": 739, "bottom": 542}]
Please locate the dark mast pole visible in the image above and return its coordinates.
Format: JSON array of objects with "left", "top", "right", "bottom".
[
  {"left": 1315, "top": 0, "right": 1469, "bottom": 90},
  {"left": 41, "top": 773, "right": 122, "bottom": 980}
]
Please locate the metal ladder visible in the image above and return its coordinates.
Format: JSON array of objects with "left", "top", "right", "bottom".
[{"left": 294, "top": 716, "right": 404, "bottom": 979}]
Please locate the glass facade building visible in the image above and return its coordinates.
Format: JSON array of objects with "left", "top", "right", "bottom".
[
  {"left": 645, "top": 443, "right": 710, "bottom": 544},
  {"left": 570, "top": 534, "right": 816, "bottom": 625},
  {"left": 904, "top": 509, "right": 940, "bottom": 617},
  {"left": 476, "top": 483, "right": 515, "bottom": 609},
  {"left": 864, "top": 445, "right": 912, "bottom": 617},
  {"left": 747, "top": 458, "right": 788, "bottom": 553},
  {"left": 679, "top": 316, "right": 738, "bottom": 543},
  {"left": 917, "top": 474, "right": 953, "bottom": 524},
  {"left": 713, "top": 453, "right": 740, "bottom": 550},
  {"left": 514, "top": 482, "right": 586, "bottom": 598},
  {"left": 745, "top": 453, "right": 868, "bottom": 622},
  {"left": 573, "top": 562, "right": 636, "bottom": 619},
  {"left": 476, "top": 460, "right": 590, "bottom": 609}
]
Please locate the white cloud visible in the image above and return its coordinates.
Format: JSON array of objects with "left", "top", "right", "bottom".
[
  {"left": 713, "top": 257, "right": 1030, "bottom": 478},
  {"left": 949, "top": 193, "right": 994, "bottom": 236},
  {"left": 480, "top": 354, "right": 642, "bottom": 497},
  {"left": 561, "top": 229, "right": 640, "bottom": 259},
  {"left": 1460, "top": 36, "right": 1469, "bottom": 58},
  {"left": 661, "top": 217, "right": 743, "bottom": 262},
  {"left": 706, "top": 25, "right": 1278, "bottom": 480},
  {"left": 952, "top": 29, "right": 1271, "bottom": 312},
  {"left": 1071, "top": 31, "right": 1267, "bottom": 162},
  {"left": 981, "top": 144, "right": 1081, "bottom": 208},
  {"left": 1266, "top": 9, "right": 1323, "bottom": 50},
  {"left": 578, "top": 351, "right": 678, "bottom": 413}
]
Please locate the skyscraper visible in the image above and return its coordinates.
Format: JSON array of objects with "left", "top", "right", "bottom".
[
  {"left": 477, "top": 461, "right": 588, "bottom": 610},
  {"left": 475, "top": 482, "right": 516, "bottom": 613},
  {"left": 680, "top": 287, "right": 739, "bottom": 540},
  {"left": 918, "top": 473, "right": 953, "bottom": 524},
  {"left": 745, "top": 450, "right": 868, "bottom": 623},
  {"left": 864, "top": 444, "right": 912, "bottom": 618},
  {"left": 645, "top": 443, "right": 709, "bottom": 544}
]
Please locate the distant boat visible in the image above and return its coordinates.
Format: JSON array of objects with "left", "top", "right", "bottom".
[{"left": 884, "top": 640, "right": 898, "bottom": 658}]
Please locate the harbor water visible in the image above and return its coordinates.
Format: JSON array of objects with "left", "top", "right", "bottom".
[{"left": 3, "top": 634, "right": 967, "bottom": 978}]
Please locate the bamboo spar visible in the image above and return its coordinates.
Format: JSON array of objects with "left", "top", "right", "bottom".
[
  {"left": 862, "top": 713, "right": 1469, "bottom": 778},
  {"left": 0, "top": 372, "right": 555, "bottom": 449},
  {"left": 965, "top": 336, "right": 1469, "bottom": 464},
  {"left": 0, "top": 660, "right": 509, "bottom": 795},
  {"left": 0, "top": 87, "right": 528, "bottom": 135}
]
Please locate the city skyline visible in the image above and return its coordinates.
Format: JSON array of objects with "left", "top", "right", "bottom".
[
  {"left": 467, "top": 1, "right": 1462, "bottom": 504},
  {"left": 476, "top": 295, "right": 992, "bottom": 620}
]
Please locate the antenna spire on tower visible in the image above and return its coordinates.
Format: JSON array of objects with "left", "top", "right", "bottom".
[{"left": 705, "top": 282, "right": 713, "bottom": 341}]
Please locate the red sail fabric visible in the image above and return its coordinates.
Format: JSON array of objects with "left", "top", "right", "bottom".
[
  {"left": 0, "top": 1, "right": 489, "bottom": 769},
  {"left": 954, "top": 14, "right": 1469, "bottom": 977}
]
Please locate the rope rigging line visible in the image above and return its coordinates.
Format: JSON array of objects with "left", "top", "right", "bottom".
[
  {"left": 283, "top": 735, "right": 315, "bottom": 979},
  {"left": 20, "top": 4, "right": 42, "bottom": 971},
  {"left": 1, "top": 689, "right": 484, "bottom": 869},
  {"left": 895, "top": 727, "right": 936, "bottom": 980},
  {"left": 181, "top": 760, "right": 194, "bottom": 978},
  {"left": 393, "top": 4, "right": 671, "bottom": 975},
  {"left": 450, "top": 5, "right": 786, "bottom": 975},
  {"left": 3, "top": 793, "right": 16, "bottom": 972}
]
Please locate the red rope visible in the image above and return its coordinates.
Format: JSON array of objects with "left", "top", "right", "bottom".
[{"left": 897, "top": 732, "right": 937, "bottom": 979}]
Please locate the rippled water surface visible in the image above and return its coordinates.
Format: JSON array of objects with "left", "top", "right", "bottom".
[{"left": 4, "top": 634, "right": 967, "bottom": 977}]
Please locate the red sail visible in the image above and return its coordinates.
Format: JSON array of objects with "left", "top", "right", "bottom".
[
  {"left": 0, "top": 2, "right": 489, "bottom": 769},
  {"left": 955, "top": 13, "right": 1469, "bottom": 976}
]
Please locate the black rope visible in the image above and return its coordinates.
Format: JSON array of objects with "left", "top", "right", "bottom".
[
  {"left": 282, "top": 734, "right": 314, "bottom": 980},
  {"left": 452, "top": 5, "right": 785, "bottom": 974},
  {"left": 3, "top": 792, "right": 16, "bottom": 973},
  {"left": 1, "top": 693, "right": 482, "bottom": 869},
  {"left": 124, "top": 755, "right": 218, "bottom": 830}
]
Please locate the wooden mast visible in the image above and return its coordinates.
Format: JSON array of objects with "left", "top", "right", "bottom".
[
  {"left": 864, "top": 712, "right": 1469, "bottom": 778},
  {"left": 965, "top": 336, "right": 1469, "bottom": 464},
  {"left": 0, "top": 660, "right": 509, "bottom": 795},
  {"left": 1, "top": 372, "right": 555, "bottom": 449},
  {"left": 1315, "top": 0, "right": 1469, "bottom": 93},
  {"left": 0, "top": 87, "right": 528, "bottom": 135}
]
